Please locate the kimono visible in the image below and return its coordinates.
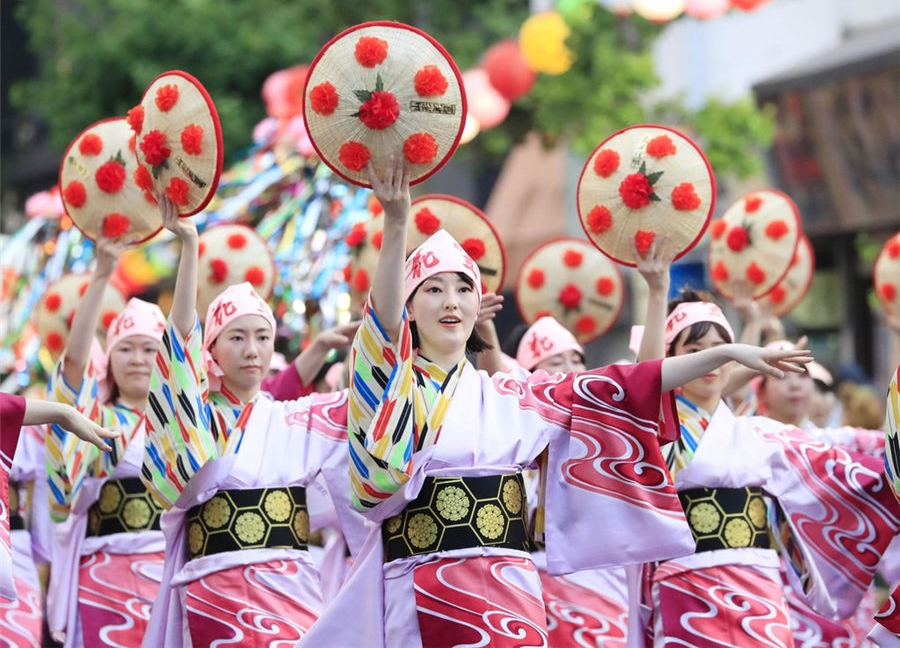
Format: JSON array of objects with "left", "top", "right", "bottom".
[
  {"left": 45, "top": 354, "right": 165, "bottom": 648},
  {"left": 0, "top": 394, "right": 26, "bottom": 600},
  {"left": 298, "top": 305, "right": 695, "bottom": 647},
  {"left": 141, "top": 317, "right": 364, "bottom": 647},
  {"left": 636, "top": 395, "right": 900, "bottom": 648}
]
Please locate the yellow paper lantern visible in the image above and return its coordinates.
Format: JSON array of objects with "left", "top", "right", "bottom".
[
  {"left": 632, "top": 0, "right": 685, "bottom": 22},
  {"left": 519, "top": 12, "right": 574, "bottom": 76}
]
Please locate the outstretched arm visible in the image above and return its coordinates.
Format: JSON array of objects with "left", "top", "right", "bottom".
[
  {"left": 293, "top": 321, "right": 360, "bottom": 386},
  {"left": 635, "top": 236, "right": 674, "bottom": 362},
  {"left": 23, "top": 399, "right": 119, "bottom": 451},
  {"left": 158, "top": 195, "right": 199, "bottom": 337},
  {"left": 473, "top": 292, "right": 505, "bottom": 375}
]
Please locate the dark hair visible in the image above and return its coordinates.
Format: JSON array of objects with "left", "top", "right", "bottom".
[
  {"left": 503, "top": 323, "right": 531, "bottom": 359},
  {"left": 408, "top": 272, "right": 492, "bottom": 355},
  {"left": 105, "top": 364, "right": 120, "bottom": 404},
  {"left": 666, "top": 287, "right": 734, "bottom": 356}
]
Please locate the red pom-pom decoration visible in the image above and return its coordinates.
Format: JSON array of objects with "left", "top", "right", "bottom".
[
  {"left": 711, "top": 261, "right": 729, "bottom": 281},
  {"left": 310, "top": 82, "right": 339, "bottom": 116},
  {"left": 769, "top": 285, "right": 786, "bottom": 304},
  {"left": 79, "top": 134, "right": 103, "bottom": 156},
  {"left": 765, "top": 219, "right": 789, "bottom": 241},
  {"left": 746, "top": 262, "right": 766, "bottom": 284},
  {"left": 414, "top": 65, "right": 449, "bottom": 97},
  {"left": 881, "top": 283, "right": 897, "bottom": 302},
  {"left": 414, "top": 208, "right": 441, "bottom": 235},
  {"left": 95, "top": 161, "right": 126, "bottom": 194},
  {"left": 79, "top": 282, "right": 89, "bottom": 296},
  {"left": 129, "top": 135, "right": 137, "bottom": 153},
  {"left": 343, "top": 263, "right": 353, "bottom": 283},
  {"left": 593, "top": 149, "right": 619, "bottom": 178},
  {"left": 355, "top": 36, "right": 389, "bottom": 68},
  {"left": 535, "top": 310, "right": 552, "bottom": 320},
  {"left": 596, "top": 277, "right": 615, "bottom": 296},
  {"left": 620, "top": 174, "right": 654, "bottom": 210},
  {"left": 245, "top": 266, "right": 266, "bottom": 287},
  {"left": 403, "top": 133, "right": 438, "bottom": 165},
  {"left": 372, "top": 230, "right": 384, "bottom": 250},
  {"left": 575, "top": 315, "right": 596, "bottom": 335},
  {"left": 45, "top": 293, "right": 62, "bottom": 312},
  {"left": 646, "top": 135, "right": 676, "bottom": 158},
  {"left": 63, "top": 181, "right": 87, "bottom": 208},
  {"left": 210, "top": 258, "right": 229, "bottom": 283},
  {"left": 102, "top": 311, "right": 118, "bottom": 329},
  {"left": 344, "top": 223, "right": 367, "bottom": 247},
  {"left": 461, "top": 238, "right": 486, "bottom": 261},
  {"left": 887, "top": 239, "right": 900, "bottom": 259},
  {"left": 126, "top": 105, "right": 144, "bottom": 134},
  {"left": 635, "top": 230, "right": 655, "bottom": 255},
  {"left": 368, "top": 196, "right": 383, "bottom": 215},
  {"left": 101, "top": 213, "right": 131, "bottom": 238},
  {"left": 181, "top": 124, "right": 204, "bottom": 155},
  {"left": 558, "top": 284, "right": 583, "bottom": 309},
  {"left": 155, "top": 84, "right": 180, "bottom": 112},
  {"left": 46, "top": 332, "right": 64, "bottom": 353},
  {"left": 358, "top": 91, "right": 400, "bottom": 130},
  {"left": 134, "top": 165, "right": 153, "bottom": 192},
  {"left": 527, "top": 268, "right": 545, "bottom": 289},
  {"left": 198, "top": 241, "right": 206, "bottom": 256},
  {"left": 353, "top": 268, "right": 370, "bottom": 293},
  {"left": 338, "top": 141, "right": 371, "bottom": 171},
  {"left": 586, "top": 206, "right": 613, "bottom": 234},
  {"left": 710, "top": 219, "right": 726, "bottom": 240},
  {"left": 563, "top": 249, "right": 583, "bottom": 268},
  {"left": 165, "top": 177, "right": 190, "bottom": 206},
  {"left": 671, "top": 183, "right": 701, "bottom": 211},
  {"left": 726, "top": 226, "right": 750, "bottom": 252},
  {"left": 227, "top": 233, "right": 247, "bottom": 249},
  {"left": 140, "top": 130, "right": 171, "bottom": 167},
  {"left": 744, "top": 195, "right": 763, "bottom": 213}
]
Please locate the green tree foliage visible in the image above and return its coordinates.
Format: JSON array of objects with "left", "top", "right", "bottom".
[{"left": 13, "top": 0, "right": 772, "bottom": 177}]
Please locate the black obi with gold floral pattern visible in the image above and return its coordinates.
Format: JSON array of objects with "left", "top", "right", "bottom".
[
  {"left": 9, "top": 481, "right": 24, "bottom": 531},
  {"left": 87, "top": 477, "right": 164, "bottom": 537},
  {"left": 184, "top": 486, "right": 309, "bottom": 560},
  {"left": 677, "top": 486, "right": 771, "bottom": 552},
  {"left": 383, "top": 473, "right": 531, "bottom": 562}
]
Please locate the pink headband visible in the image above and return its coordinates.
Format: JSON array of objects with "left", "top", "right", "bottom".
[
  {"left": 404, "top": 230, "right": 482, "bottom": 302},
  {"left": 202, "top": 282, "right": 277, "bottom": 391},
  {"left": 516, "top": 317, "right": 584, "bottom": 371},
  {"left": 105, "top": 298, "right": 166, "bottom": 354},
  {"left": 664, "top": 301, "right": 735, "bottom": 348}
]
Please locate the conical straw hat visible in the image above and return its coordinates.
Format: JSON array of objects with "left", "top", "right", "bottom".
[
  {"left": 196, "top": 224, "right": 275, "bottom": 318},
  {"left": 757, "top": 235, "right": 814, "bottom": 317},
  {"left": 874, "top": 231, "right": 900, "bottom": 314}
]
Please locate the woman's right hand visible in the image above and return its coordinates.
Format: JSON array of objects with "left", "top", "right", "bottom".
[
  {"left": 366, "top": 156, "right": 410, "bottom": 225},
  {"left": 158, "top": 193, "right": 197, "bottom": 240},
  {"left": 94, "top": 236, "right": 131, "bottom": 276}
]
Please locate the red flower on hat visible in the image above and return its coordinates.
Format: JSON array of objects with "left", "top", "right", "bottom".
[
  {"left": 527, "top": 268, "right": 545, "bottom": 289},
  {"left": 535, "top": 310, "right": 552, "bottom": 320},
  {"left": 140, "top": 130, "right": 171, "bottom": 167},
  {"left": 368, "top": 196, "right": 383, "bottom": 215},
  {"left": 414, "top": 208, "right": 441, "bottom": 235},
  {"left": 46, "top": 332, "right": 64, "bottom": 353},
  {"left": 576, "top": 315, "right": 596, "bottom": 335},
  {"left": 671, "top": 183, "right": 701, "bottom": 211},
  {"left": 126, "top": 105, "right": 144, "bottom": 134},
  {"left": 744, "top": 195, "right": 763, "bottom": 213},
  {"left": 353, "top": 268, "right": 370, "bottom": 292},
  {"left": 881, "top": 283, "right": 897, "bottom": 302},
  {"left": 227, "top": 233, "right": 248, "bottom": 249},
  {"left": 181, "top": 124, "right": 204, "bottom": 155},
  {"left": 155, "top": 84, "right": 179, "bottom": 112},
  {"left": 45, "top": 293, "right": 62, "bottom": 312},
  {"left": 746, "top": 262, "right": 766, "bottom": 284},
  {"left": 310, "top": 82, "right": 339, "bottom": 115},
  {"left": 563, "top": 249, "right": 583, "bottom": 268},
  {"left": 166, "top": 177, "right": 190, "bottom": 206},
  {"left": 357, "top": 90, "right": 399, "bottom": 130},
  {"left": 134, "top": 165, "right": 153, "bottom": 192},
  {"left": 245, "top": 266, "right": 266, "bottom": 287},
  {"left": 596, "top": 277, "right": 615, "bottom": 296},
  {"left": 79, "top": 134, "right": 103, "bottom": 156},
  {"left": 372, "top": 230, "right": 383, "bottom": 250},
  {"left": 586, "top": 206, "right": 613, "bottom": 234},
  {"left": 559, "top": 284, "right": 582, "bottom": 309},
  {"left": 210, "top": 258, "right": 228, "bottom": 283},
  {"left": 344, "top": 222, "right": 367, "bottom": 247},
  {"left": 66, "top": 311, "right": 76, "bottom": 328},
  {"left": 338, "top": 141, "right": 371, "bottom": 171},
  {"left": 78, "top": 282, "right": 89, "bottom": 296},
  {"left": 769, "top": 285, "right": 786, "bottom": 304},
  {"left": 710, "top": 219, "right": 726, "bottom": 240},
  {"left": 343, "top": 263, "right": 353, "bottom": 283},
  {"left": 355, "top": 36, "right": 389, "bottom": 68},
  {"left": 198, "top": 241, "right": 206, "bottom": 256},
  {"left": 63, "top": 181, "right": 87, "bottom": 208},
  {"left": 414, "top": 65, "right": 448, "bottom": 97},
  {"left": 634, "top": 230, "right": 655, "bottom": 255},
  {"left": 404, "top": 133, "right": 438, "bottom": 165},
  {"left": 461, "top": 238, "right": 485, "bottom": 261},
  {"left": 593, "top": 149, "right": 619, "bottom": 178},
  {"left": 887, "top": 239, "right": 900, "bottom": 259},
  {"left": 765, "top": 219, "right": 789, "bottom": 241},
  {"left": 726, "top": 226, "right": 750, "bottom": 252},
  {"left": 646, "top": 135, "right": 676, "bottom": 159},
  {"left": 102, "top": 311, "right": 118, "bottom": 329},
  {"left": 711, "top": 261, "right": 729, "bottom": 282},
  {"left": 620, "top": 172, "right": 659, "bottom": 210},
  {"left": 101, "top": 213, "right": 131, "bottom": 238},
  {"left": 129, "top": 135, "right": 136, "bottom": 152},
  {"left": 143, "top": 191, "right": 158, "bottom": 204},
  {"left": 95, "top": 161, "right": 126, "bottom": 194}
]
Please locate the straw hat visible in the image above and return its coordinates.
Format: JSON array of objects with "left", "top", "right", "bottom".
[
  {"left": 196, "top": 224, "right": 275, "bottom": 318},
  {"left": 130, "top": 70, "right": 223, "bottom": 216},
  {"left": 708, "top": 189, "right": 801, "bottom": 301},
  {"left": 756, "top": 235, "right": 814, "bottom": 317},
  {"left": 515, "top": 237, "right": 625, "bottom": 343},
  {"left": 873, "top": 231, "right": 900, "bottom": 314},
  {"left": 577, "top": 124, "right": 715, "bottom": 267},
  {"left": 59, "top": 118, "right": 163, "bottom": 243},
  {"left": 35, "top": 273, "right": 128, "bottom": 359},
  {"left": 343, "top": 212, "right": 384, "bottom": 310},
  {"left": 407, "top": 195, "right": 506, "bottom": 293},
  {"left": 303, "top": 21, "right": 466, "bottom": 188}
]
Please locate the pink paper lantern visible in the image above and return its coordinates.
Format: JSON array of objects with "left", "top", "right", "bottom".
[
  {"left": 685, "top": 0, "right": 730, "bottom": 19},
  {"left": 483, "top": 40, "right": 536, "bottom": 101},
  {"left": 462, "top": 69, "right": 511, "bottom": 130},
  {"left": 731, "top": 0, "right": 772, "bottom": 10},
  {"left": 262, "top": 65, "right": 309, "bottom": 119}
]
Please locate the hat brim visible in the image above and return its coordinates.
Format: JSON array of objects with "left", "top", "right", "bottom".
[{"left": 758, "top": 235, "right": 814, "bottom": 317}]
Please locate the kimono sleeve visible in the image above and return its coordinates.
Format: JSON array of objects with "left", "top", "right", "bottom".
[
  {"left": 885, "top": 365, "right": 899, "bottom": 500},
  {"left": 0, "top": 393, "right": 26, "bottom": 600},
  {"left": 261, "top": 362, "right": 315, "bottom": 401},
  {"left": 142, "top": 316, "right": 218, "bottom": 509},
  {"left": 541, "top": 360, "right": 694, "bottom": 575}
]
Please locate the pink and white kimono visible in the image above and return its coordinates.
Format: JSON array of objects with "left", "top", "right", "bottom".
[{"left": 0, "top": 394, "right": 29, "bottom": 641}]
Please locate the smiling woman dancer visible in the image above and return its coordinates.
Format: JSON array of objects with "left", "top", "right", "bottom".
[{"left": 298, "top": 157, "right": 812, "bottom": 648}]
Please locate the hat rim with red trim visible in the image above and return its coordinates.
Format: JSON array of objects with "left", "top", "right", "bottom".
[
  {"left": 873, "top": 231, "right": 900, "bottom": 312},
  {"left": 758, "top": 234, "right": 815, "bottom": 317}
]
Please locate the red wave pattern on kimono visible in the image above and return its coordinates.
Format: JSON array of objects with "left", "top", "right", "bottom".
[
  {"left": 413, "top": 555, "right": 549, "bottom": 647},
  {"left": 0, "top": 572, "right": 42, "bottom": 647},
  {"left": 77, "top": 550, "right": 164, "bottom": 647},
  {"left": 539, "top": 571, "right": 627, "bottom": 648},
  {"left": 875, "top": 585, "right": 900, "bottom": 634},
  {"left": 185, "top": 559, "right": 318, "bottom": 647},
  {"left": 652, "top": 562, "right": 793, "bottom": 648},
  {"left": 284, "top": 391, "right": 348, "bottom": 443},
  {"left": 785, "top": 581, "right": 875, "bottom": 648}
]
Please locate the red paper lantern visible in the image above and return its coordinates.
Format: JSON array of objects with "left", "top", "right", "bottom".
[
  {"left": 262, "top": 65, "right": 309, "bottom": 119},
  {"left": 482, "top": 40, "right": 536, "bottom": 102},
  {"left": 731, "top": 0, "right": 771, "bottom": 10},
  {"left": 462, "top": 69, "right": 510, "bottom": 130}
]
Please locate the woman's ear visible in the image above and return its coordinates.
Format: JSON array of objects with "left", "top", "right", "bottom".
[{"left": 406, "top": 300, "right": 416, "bottom": 322}]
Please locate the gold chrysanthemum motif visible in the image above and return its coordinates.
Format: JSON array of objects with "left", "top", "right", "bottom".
[
  {"left": 724, "top": 518, "right": 752, "bottom": 547},
  {"left": 435, "top": 485, "right": 470, "bottom": 522},
  {"left": 123, "top": 498, "right": 152, "bottom": 529},
  {"left": 234, "top": 511, "right": 266, "bottom": 544},
  {"left": 292, "top": 509, "right": 310, "bottom": 542},
  {"left": 202, "top": 495, "right": 232, "bottom": 529},
  {"left": 502, "top": 479, "right": 523, "bottom": 515},
  {"left": 407, "top": 513, "right": 438, "bottom": 549},
  {"left": 87, "top": 508, "right": 101, "bottom": 535},
  {"left": 264, "top": 490, "right": 292, "bottom": 522},
  {"left": 476, "top": 504, "right": 505, "bottom": 540},
  {"left": 688, "top": 502, "right": 721, "bottom": 534},
  {"left": 385, "top": 515, "right": 402, "bottom": 534},
  {"left": 188, "top": 521, "right": 205, "bottom": 556},
  {"left": 98, "top": 482, "right": 122, "bottom": 514},
  {"left": 747, "top": 497, "right": 767, "bottom": 529}
]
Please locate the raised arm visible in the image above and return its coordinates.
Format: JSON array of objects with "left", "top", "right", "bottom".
[
  {"left": 23, "top": 400, "right": 119, "bottom": 451},
  {"left": 635, "top": 236, "right": 674, "bottom": 362},
  {"left": 294, "top": 321, "right": 360, "bottom": 386},
  {"left": 158, "top": 195, "right": 198, "bottom": 336},
  {"left": 473, "top": 292, "right": 506, "bottom": 375}
]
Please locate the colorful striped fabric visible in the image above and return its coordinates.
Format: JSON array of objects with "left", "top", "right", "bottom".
[
  {"left": 348, "top": 303, "right": 464, "bottom": 511},
  {"left": 885, "top": 364, "right": 899, "bottom": 499},
  {"left": 142, "top": 317, "right": 253, "bottom": 509},
  {"left": 666, "top": 395, "right": 711, "bottom": 480}
]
